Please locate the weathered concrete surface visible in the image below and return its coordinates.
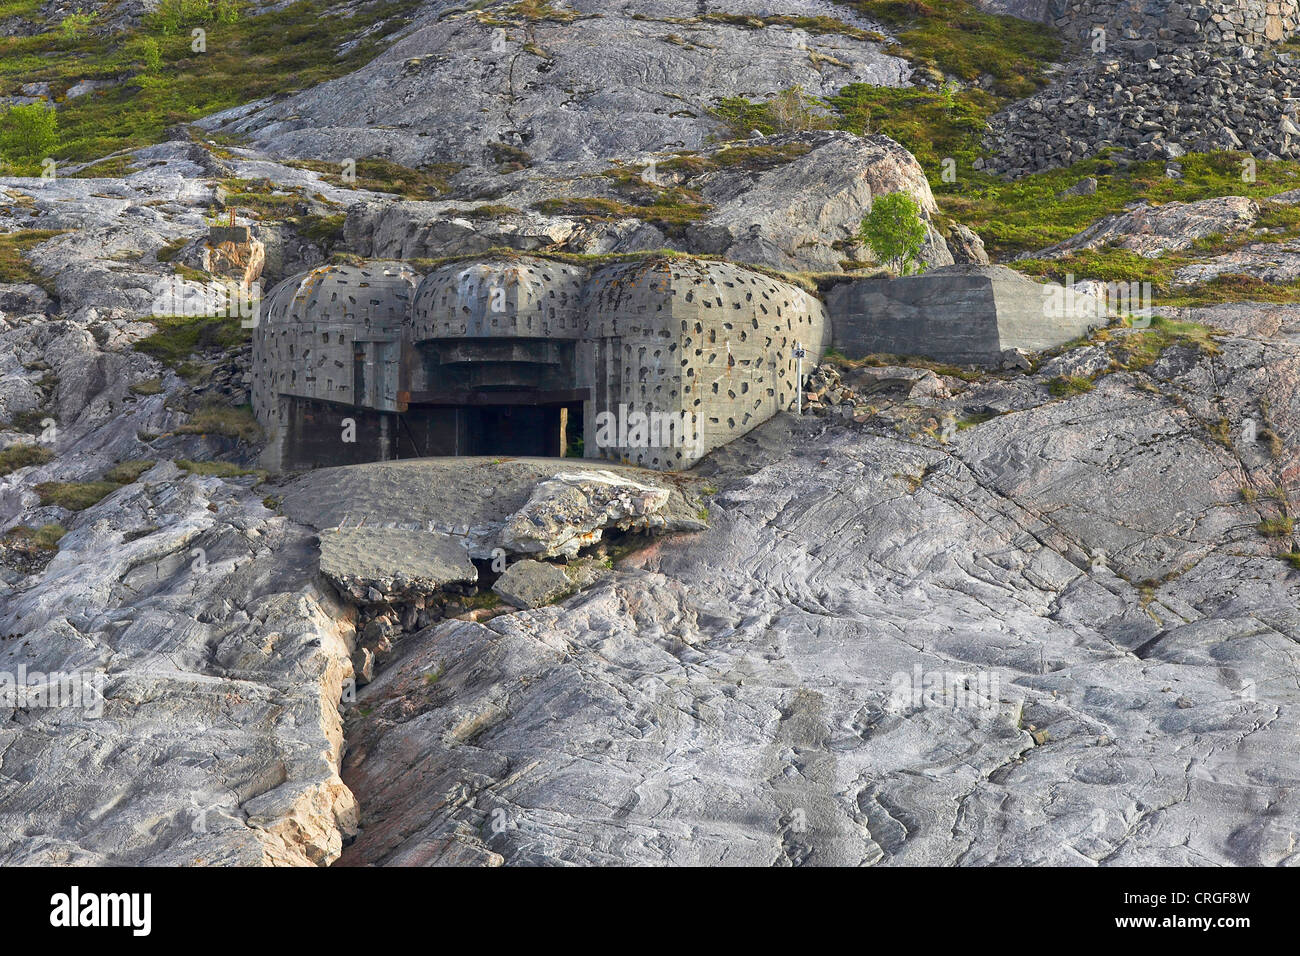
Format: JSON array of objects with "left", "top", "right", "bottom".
[
  {"left": 255, "top": 255, "right": 830, "bottom": 472},
  {"left": 493, "top": 559, "right": 574, "bottom": 609},
  {"left": 277, "top": 457, "right": 711, "bottom": 560},
  {"left": 318, "top": 527, "right": 478, "bottom": 605},
  {"left": 827, "top": 265, "right": 1104, "bottom": 364}
]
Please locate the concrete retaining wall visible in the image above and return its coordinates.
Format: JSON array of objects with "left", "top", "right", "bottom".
[{"left": 826, "top": 265, "right": 1103, "bottom": 365}]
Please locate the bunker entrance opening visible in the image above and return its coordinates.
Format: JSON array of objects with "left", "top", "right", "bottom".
[{"left": 395, "top": 397, "right": 585, "bottom": 459}]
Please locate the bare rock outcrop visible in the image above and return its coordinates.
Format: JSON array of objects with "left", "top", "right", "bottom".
[
  {"left": 199, "top": 1, "right": 908, "bottom": 168},
  {"left": 1031, "top": 195, "right": 1260, "bottom": 259},
  {"left": 0, "top": 465, "right": 359, "bottom": 865},
  {"left": 685, "top": 132, "right": 953, "bottom": 272},
  {"left": 500, "top": 470, "right": 700, "bottom": 560},
  {"left": 343, "top": 131, "right": 958, "bottom": 273}
]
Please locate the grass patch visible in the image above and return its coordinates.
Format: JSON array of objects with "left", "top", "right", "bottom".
[
  {"left": 34, "top": 480, "right": 120, "bottom": 511},
  {"left": 154, "top": 237, "right": 188, "bottom": 263},
  {"left": 1106, "top": 317, "right": 1221, "bottom": 371},
  {"left": 442, "top": 204, "right": 521, "bottom": 219},
  {"left": 175, "top": 403, "right": 261, "bottom": 443},
  {"left": 128, "top": 377, "right": 165, "bottom": 396},
  {"left": 820, "top": 347, "right": 983, "bottom": 381},
  {"left": 956, "top": 410, "right": 1000, "bottom": 429},
  {"left": 535, "top": 191, "right": 710, "bottom": 237},
  {"left": 285, "top": 157, "right": 464, "bottom": 200},
  {"left": 480, "top": 0, "right": 580, "bottom": 25},
  {"left": 4, "top": 523, "right": 67, "bottom": 550},
  {"left": 1048, "top": 374, "right": 1095, "bottom": 397},
  {"left": 700, "top": 12, "right": 881, "bottom": 40},
  {"left": 948, "top": 151, "right": 1300, "bottom": 261},
  {"left": 133, "top": 314, "right": 246, "bottom": 369},
  {"left": 68, "top": 154, "right": 141, "bottom": 178},
  {"left": 104, "top": 459, "right": 156, "bottom": 484},
  {"left": 788, "top": 0, "right": 1062, "bottom": 190},
  {"left": 1259, "top": 516, "right": 1295, "bottom": 537},
  {"left": 0, "top": 229, "right": 61, "bottom": 290},
  {"left": 9, "top": 409, "right": 52, "bottom": 434},
  {"left": 297, "top": 213, "right": 346, "bottom": 245},
  {"left": 175, "top": 459, "right": 260, "bottom": 478},
  {"left": 827, "top": 82, "right": 996, "bottom": 174},
  {"left": 713, "top": 87, "right": 834, "bottom": 138},
  {"left": 0, "top": 0, "right": 428, "bottom": 164},
  {"left": 841, "top": 0, "right": 1062, "bottom": 98},
  {"left": 0, "top": 443, "right": 53, "bottom": 475}
]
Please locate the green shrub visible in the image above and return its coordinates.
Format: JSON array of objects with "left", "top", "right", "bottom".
[
  {"left": 714, "top": 86, "right": 832, "bottom": 137},
  {"left": 860, "top": 191, "right": 927, "bottom": 275},
  {"left": 59, "top": 10, "right": 97, "bottom": 40},
  {"left": 129, "top": 35, "right": 163, "bottom": 73},
  {"left": 0, "top": 102, "right": 58, "bottom": 167}
]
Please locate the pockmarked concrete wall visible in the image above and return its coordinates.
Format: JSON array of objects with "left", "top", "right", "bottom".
[
  {"left": 251, "top": 261, "right": 420, "bottom": 469},
  {"left": 581, "top": 258, "right": 830, "bottom": 470},
  {"left": 826, "top": 265, "right": 1104, "bottom": 365},
  {"left": 251, "top": 255, "right": 829, "bottom": 471}
]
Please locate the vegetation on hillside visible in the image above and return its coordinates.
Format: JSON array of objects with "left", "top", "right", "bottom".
[
  {"left": 947, "top": 151, "right": 1300, "bottom": 257},
  {"left": 0, "top": 0, "right": 424, "bottom": 167},
  {"left": 1, "top": 0, "right": 1297, "bottom": 308}
]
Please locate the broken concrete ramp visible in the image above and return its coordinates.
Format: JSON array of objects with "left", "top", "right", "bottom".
[{"left": 318, "top": 527, "right": 478, "bottom": 605}]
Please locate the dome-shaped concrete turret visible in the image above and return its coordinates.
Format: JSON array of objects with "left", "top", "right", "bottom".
[
  {"left": 263, "top": 261, "right": 419, "bottom": 328},
  {"left": 412, "top": 256, "right": 585, "bottom": 340}
]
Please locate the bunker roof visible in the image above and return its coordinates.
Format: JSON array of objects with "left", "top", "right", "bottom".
[{"left": 263, "top": 261, "right": 420, "bottom": 327}]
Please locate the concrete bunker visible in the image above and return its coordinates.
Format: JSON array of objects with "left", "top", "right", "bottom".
[
  {"left": 252, "top": 255, "right": 831, "bottom": 472},
  {"left": 251, "top": 256, "right": 1102, "bottom": 473},
  {"left": 825, "top": 265, "right": 1106, "bottom": 365}
]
